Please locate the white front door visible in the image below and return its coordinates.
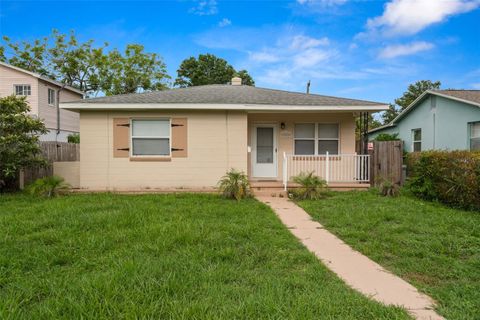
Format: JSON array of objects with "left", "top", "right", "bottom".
[{"left": 252, "top": 125, "right": 277, "bottom": 178}]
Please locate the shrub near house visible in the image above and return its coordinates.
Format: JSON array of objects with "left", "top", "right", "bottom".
[{"left": 406, "top": 150, "right": 480, "bottom": 211}]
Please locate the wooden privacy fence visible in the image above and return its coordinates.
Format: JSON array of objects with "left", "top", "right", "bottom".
[
  {"left": 369, "top": 140, "right": 403, "bottom": 186},
  {"left": 22, "top": 142, "right": 79, "bottom": 186}
]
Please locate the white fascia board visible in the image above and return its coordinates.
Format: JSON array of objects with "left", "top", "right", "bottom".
[{"left": 60, "top": 103, "right": 390, "bottom": 112}]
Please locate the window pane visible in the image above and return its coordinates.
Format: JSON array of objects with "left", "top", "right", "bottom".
[
  {"left": 413, "top": 129, "right": 421, "bottom": 141},
  {"left": 294, "top": 124, "right": 315, "bottom": 139},
  {"left": 15, "top": 86, "right": 22, "bottom": 95},
  {"left": 295, "top": 140, "right": 315, "bottom": 155},
  {"left": 132, "top": 138, "right": 170, "bottom": 155},
  {"left": 471, "top": 122, "right": 480, "bottom": 138},
  {"left": 471, "top": 138, "right": 480, "bottom": 151},
  {"left": 318, "top": 124, "right": 339, "bottom": 139},
  {"left": 257, "top": 128, "right": 273, "bottom": 163},
  {"left": 318, "top": 140, "right": 339, "bottom": 154},
  {"left": 132, "top": 120, "right": 170, "bottom": 137},
  {"left": 413, "top": 142, "right": 421, "bottom": 152}
]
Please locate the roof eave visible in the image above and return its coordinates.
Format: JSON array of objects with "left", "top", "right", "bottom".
[{"left": 60, "top": 103, "right": 390, "bottom": 112}]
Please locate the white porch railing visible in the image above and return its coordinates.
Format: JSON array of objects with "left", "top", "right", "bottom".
[{"left": 282, "top": 152, "right": 370, "bottom": 190}]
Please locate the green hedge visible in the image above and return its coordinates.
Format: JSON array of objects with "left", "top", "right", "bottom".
[{"left": 406, "top": 151, "right": 480, "bottom": 211}]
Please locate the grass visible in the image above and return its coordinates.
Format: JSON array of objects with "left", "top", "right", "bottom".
[
  {"left": 0, "top": 193, "right": 410, "bottom": 319},
  {"left": 297, "top": 190, "right": 480, "bottom": 320}
]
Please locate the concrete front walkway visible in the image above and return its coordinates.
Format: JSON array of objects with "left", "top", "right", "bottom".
[{"left": 257, "top": 196, "right": 444, "bottom": 320}]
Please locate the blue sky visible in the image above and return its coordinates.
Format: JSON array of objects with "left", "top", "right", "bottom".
[{"left": 0, "top": 0, "right": 479, "bottom": 103}]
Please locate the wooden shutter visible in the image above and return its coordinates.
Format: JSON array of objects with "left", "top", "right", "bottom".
[
  {"left": 171, "top": 118, "right": 188, "bottom": 158},
  {"left": 113, "top": 118, "right": 130, "bottom": 158}
]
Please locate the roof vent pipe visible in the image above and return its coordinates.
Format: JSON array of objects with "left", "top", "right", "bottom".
[
  {"left": 231, "top": 77, "right": 242, "bottom": 86},
  {"left": 306, "top": 80, "right": 311, "bottom": 94}
]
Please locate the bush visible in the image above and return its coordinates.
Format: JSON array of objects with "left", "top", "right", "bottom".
[
  {"left": 377, "top": 177, "right": 400, "bottom": 197},
  {"left": 406, "top": 151, "right": 480, "bottom": 210},
  {"left": 289, "top": 171, "right": 328, "bottom": 200},
  {"left": 374, "top": 133, "right": 400, "bottom": 141},
  {"left": 26, "top": 175, "right": 71, "bottom": 197},
  {"left": 217, "top": 169, "right": 251, "bottom": 200},
  {"left": 67, "top": 133, "right": 80, "bottom": 144}
]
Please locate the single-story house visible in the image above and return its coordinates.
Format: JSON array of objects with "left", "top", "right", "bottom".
[
  {"left": 60, "top": 77, "right": 388, "bottom": 191},
  {"left": 369, "top": 90, "right": 480, "bottom": 152}
]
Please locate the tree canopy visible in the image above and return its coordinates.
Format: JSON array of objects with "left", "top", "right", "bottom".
[
  {"left": 175, "top": 54, "right": 255, "bottom": 87},
  {"left": 1, "top": 30, "right": 170, "bottom": 97},
  {"left": 0, "top": 96, "right": 47, "bottom": 190},
  {"left": 382, "top": 80, "right": 441, "bottom": 124}
]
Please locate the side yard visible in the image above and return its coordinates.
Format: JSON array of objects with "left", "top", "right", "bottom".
[
  {"left": 297, "top": 191, "right": 480, "bottom": 320},
  {"left": 0, "top": 193, "right": 409, "bottom": 319}
]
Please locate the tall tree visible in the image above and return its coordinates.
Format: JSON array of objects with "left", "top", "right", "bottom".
[
  {"left": 1, "top": 30, "right": 170, "bottom": 96},
  {"left": 235, "top": 70, "right": 255, "bottom": 86},
  {"left": 106, "top": 44, "right": 169, "bottom": 96},
  {"left": 395, "top": 80, "right": 441, "bottom": 110},
  {"left": 1, "top": 36, "right": 50, "bottom": 76},
  {"left": 382, "top": 80, "right": 441, "bottom": 125},
  {"left": 0, "top": 96, "right": 47, "bottom": 190},
  {"left": 381, "top": 104, "right": 399, "bottom": 124},
  {"left": 175, "top": 54, "right": 255, "bottom": 87}
]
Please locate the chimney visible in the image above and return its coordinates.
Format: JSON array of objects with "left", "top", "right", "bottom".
[{"left": 231, "top": 77, "right": 242, "bottom": 86}]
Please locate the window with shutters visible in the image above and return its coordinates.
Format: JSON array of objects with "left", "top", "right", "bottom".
[
  {"left": 131, "top": 119, "right": 171, "bottom": 156},
  {"left": 294, "top": 123, "right": 340, "bottom": 155}
]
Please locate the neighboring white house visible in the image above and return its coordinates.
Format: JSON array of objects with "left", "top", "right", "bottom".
[{"left": 0, "top": 61, "right": 84, "bottom": 142}]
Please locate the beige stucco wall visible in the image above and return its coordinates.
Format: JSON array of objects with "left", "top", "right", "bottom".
[
  {"left": 38, "top": 79, "right": 82, "bottom": 132},
  {"left": 248, "top": 112, "right": 357, "bottom": 180},
  {"left": 0, "top": 64, "right": 39, "bottom": 114},
  {"left": 79, "top": 110, "right": 248, "bottom": 190},
  {"left": 53, "top": 161, "right": 80, "bottom": 188}
]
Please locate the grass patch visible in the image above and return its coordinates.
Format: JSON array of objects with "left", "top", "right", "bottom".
[
  {"left": 0, "top": 193, "right": 409, "bottom": 319},
  {"left": 297, "top": 190, "right": 480, "bottom": 320}
]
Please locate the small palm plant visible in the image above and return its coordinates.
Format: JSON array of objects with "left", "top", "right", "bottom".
[
  {"left": 290, "top": 171, "right": 328, "bottom": 200},
  {"left": 217, "top": 169, "right": 251, "bottom": 200},
  {"left": 26, "top": 175, "right": 71, "bottom": 198}
]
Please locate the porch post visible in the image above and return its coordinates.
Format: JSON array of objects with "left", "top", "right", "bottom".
[{"left": 325, "top": 151, "right": 329, "bottom": 183}]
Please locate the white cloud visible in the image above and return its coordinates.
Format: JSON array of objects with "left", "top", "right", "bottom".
[
  {"left": 471, "top": 83, "right": 480, "bottom": 89},
  {"left": 190, "top": 0, "right": 218, "bottom": 16},
  {"left": 364, "top": 0, "right": 480, "bottom": 37},
  {"left": 218, "top": 18, "right": 231, "bottom": 27},
  {"left": 249, "top": 51, "right": 281, "bottom": 63},
  {"left": 297, "top": 0, "right": 347, "bottom": 6},
  {"left": 293, "top": 48, "right": 332, "bottom": 67},
  {"left": 290, "top": 35, "right": 329, "bottom": 50},
  {"left": 378, "top": 41, "right": 434, "bottom": 58}
]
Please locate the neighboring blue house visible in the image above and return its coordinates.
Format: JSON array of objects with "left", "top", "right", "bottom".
[{"left": 369, "top": 90, "right": 480, "bottom": 152}]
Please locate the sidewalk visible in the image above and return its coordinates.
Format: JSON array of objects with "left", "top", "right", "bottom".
[{"left": 257, "top": 196, "right": 444, "bottom": 320}]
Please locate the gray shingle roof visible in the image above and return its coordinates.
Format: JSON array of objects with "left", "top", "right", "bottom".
[
  {"left": 432, "top": 90, "right": 480, "bottom": 105},
  {"left": 66, "top": 84, "right": 386, "bottom": 106}
]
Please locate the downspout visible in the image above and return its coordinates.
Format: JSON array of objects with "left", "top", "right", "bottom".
[{"left": 56, "top": 84, "right": 67, "bottom": 143}]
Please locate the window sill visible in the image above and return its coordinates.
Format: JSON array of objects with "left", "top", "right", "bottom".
[{"left": 130, "top": 157, "right": 172, "bottom": 162}]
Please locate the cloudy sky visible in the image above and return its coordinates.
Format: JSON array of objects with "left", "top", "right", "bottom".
[{"left": 1, "top": 0, "right": 479, "bottom": 103}]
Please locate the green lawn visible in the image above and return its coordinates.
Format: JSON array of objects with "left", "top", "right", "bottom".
[
  {"left": 0, "top": 193, "right": 409, "bottom": 319},
  {"left": 297, "top": 191, "right": 480, "bottom": 320}
]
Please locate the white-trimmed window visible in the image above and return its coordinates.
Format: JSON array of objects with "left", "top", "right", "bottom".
[
  {"left": 412, "top": 129, "right": 422, "bottom": 152},
  {"left": 318, "top": 124, "right": 339, "bottom": 154},
  {"left": 294, "top": 123, "right": 339, "bottom": 155},
  {"left": 14, "top": 84, "right": 31, "bottom": 96},
  {"left": 470, "top": 122, "right": 480, "bottom": 151},
  {"left": 131, "top": 119, "right": 171, "bottom": 156},
  {"left": 48, "top": 88, "right": 56, "bottom": 106}
]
